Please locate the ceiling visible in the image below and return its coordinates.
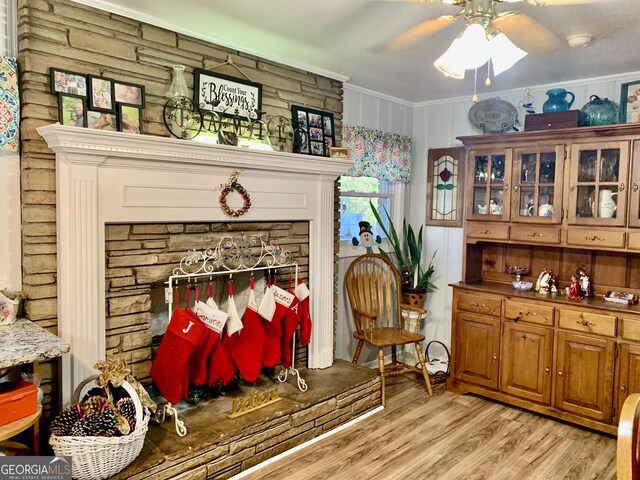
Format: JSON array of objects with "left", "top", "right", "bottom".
[{"left": 85, "top": 0, "right": 640, "bottom": 103}]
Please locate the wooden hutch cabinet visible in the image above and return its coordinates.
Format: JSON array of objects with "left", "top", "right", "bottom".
[{"left": 449, "top": 124, "right": 640, "bottom": 434}]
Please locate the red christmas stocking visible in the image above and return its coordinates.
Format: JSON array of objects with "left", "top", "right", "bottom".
[
  {"left": 281, "top": 292, "right": 302, "bottom": 369},
  {"left": 221, "top": 282, "right": 243, "bottom": 385},
  {"left": 232, "top": 279, "right": 266, "bottom": 382},
  {"left": 200, "top": 297, "right": 229, "bottom": 386},
  {"left": 189, "top": 301, "right": 218, "bottom": 387},
  {"left": 260, "top": 285, "right": 295, "bottom": 368},
  {"left": 151, "top": 304, "right": 206, "bottom": 405},
  {"left": 296, "top": 278, "right": 312, "bottom": 346}
]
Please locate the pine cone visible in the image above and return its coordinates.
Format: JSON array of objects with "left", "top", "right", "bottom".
[
  {"left": 116, "top": 397, "right": 137, "bottom": 431},
  {"left": 50, "top": 403, "right": 83, "bottom": 436},
  {"left": 85, "top": 414, "right": 121, "bottom": 437},
  {"left": 80, "top": 386, "right": 107, "bottom": 403},
  {"left": 82, "top": 395, "right": 111, "bottom": 417},
  {"left": 68, "top": 418, "right": 91, "bottom": 437}
]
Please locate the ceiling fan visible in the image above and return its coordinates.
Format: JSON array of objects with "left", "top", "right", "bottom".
[
  {"left": 377, "top": 0, "right": 603, "bottom": 79},
  {"left": 382, "top": 0, "right": 602, "bottom": 52}
]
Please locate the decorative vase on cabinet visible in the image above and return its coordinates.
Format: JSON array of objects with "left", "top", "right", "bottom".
[
  {"left": 599, "top": 189, "right": 617, "bottom": 218},
  {"left": 542, "top": 88, "right": 575, "bottom": 113}
]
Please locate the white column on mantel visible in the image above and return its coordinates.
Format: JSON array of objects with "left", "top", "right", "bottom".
[{"left": 37, "top": 124, "right": 351, "bottom": 403}]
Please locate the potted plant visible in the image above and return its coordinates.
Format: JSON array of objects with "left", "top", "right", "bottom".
[{"left": 369, "top": 201, "right": 437, "bottom": 307}]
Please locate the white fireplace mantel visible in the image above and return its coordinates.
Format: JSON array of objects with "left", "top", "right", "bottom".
[{"left": 37, "top": 124, "right": 352, "bottom": 403}]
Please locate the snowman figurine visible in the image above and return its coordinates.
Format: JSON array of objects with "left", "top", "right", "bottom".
[{"left": 352, "top": 221, "right": 382, "bottom": 253}]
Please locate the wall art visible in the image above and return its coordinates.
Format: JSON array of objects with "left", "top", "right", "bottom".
[
  {"left": 194, "top": 68, "right": 262, "bottom": 119},
  {"left": 291, "top": 105, "right": 335, "bottom": 157}
]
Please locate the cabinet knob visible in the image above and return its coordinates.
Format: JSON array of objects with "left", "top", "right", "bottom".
[
  {"left": 633, "top": 182, "right": 639, "bottom": 192},
  {"left": 514, "top": 185, "right": 519, "bottom": 192},
  {"left": 504, "top": 184, "right": 509, "bottom": 191},
  {"left": 493, "top": 354, "right": 498, "bottom": 361},
  {"left": 545, "top": 367, "right": 550, "bottom": 374},
  {"left": 620, "top": 182, "right": 626, "bottom": 192},
  {"left": 621, "top": 384, "right": 627, "bottom": 393},
  {"left": 558, "top": 370, "right": 563, "bottom": 377}
]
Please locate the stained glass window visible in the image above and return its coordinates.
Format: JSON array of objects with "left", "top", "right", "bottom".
[{"left": 426, "top": 147, "right": 465, "bottom": 227}]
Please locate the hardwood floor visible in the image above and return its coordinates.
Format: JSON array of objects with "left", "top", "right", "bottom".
[{"left": 239, "top": 375, "right": 617, "bottom": 480}]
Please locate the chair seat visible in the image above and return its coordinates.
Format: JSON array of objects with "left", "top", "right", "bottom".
[{"left": 354, "top": 327, "right": 425, "bottom": 348}]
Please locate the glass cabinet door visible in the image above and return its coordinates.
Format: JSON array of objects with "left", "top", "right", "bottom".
[
  {"left": 511, "top": 146, "right": 564, "bottom": 224},
  {"left": 629, "top": 140, "right": 640, "bottom": 228},
  {"left": 466, "top": 149, "right": 512, "bottom": 221},
  {"left": 568, "top": 141, "right": 630, "bottom": 226}
]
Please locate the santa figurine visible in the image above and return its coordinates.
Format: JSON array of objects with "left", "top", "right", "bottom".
[
  {"left": 351, "top": 221, "right": 381, "bottom": 253},
  {"left": 568, "top": 275, "right": 581, "bottom": 300}
]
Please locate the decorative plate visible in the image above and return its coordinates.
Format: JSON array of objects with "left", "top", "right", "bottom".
[{"left": 468, "top": 98, "right": 517, "bottom": 134}]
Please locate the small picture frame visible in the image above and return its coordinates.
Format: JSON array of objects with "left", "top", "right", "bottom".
[
  {"left": 50, "top": 68, "right": 88, "bottom": 97},
  {"left": 620, "top": 80, "right": 640, "bottom": 124},
  {"left": 118, "top": 104, "right": 142, "bottom": 134},
  {"left": 87, "top": 110, "right": 116, "bottom": 131},
  {"left": 58, "top": 94, "right": 86, "bottom": 127},
  {"left": 114, "top": 81, "right": 145, "bottom": 107},
  {"left": 88, "top": 76, "right": 115, "bottom": 112},
  {"left": 291, "top": 105, "right": 335, "bottom": 157},
  {"left": 329, "top": 146, "right": 349, "bottom": 159}
]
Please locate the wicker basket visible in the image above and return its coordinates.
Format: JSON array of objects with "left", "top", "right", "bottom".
[{"left": 49, "top": 375, "right": 149, "bottom": 480}]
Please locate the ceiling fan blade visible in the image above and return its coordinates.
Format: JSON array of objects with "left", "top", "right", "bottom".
[
  {"left": 494, "top": 11, "right": 564, "bottom": 54},
  {"left": 379, "top": 14, "right": 459, "bottom": 52}
]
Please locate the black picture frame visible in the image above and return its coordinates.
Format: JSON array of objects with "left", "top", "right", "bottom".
[
  {"left": 194, "top": 68, "right": 262, "bottom": 120},
  {"left": 88, "top": 75, "right": 115, "bottom": 112},
  {"left": 58, "top": 94, "right": 86, "bottom": 128},
  {"left": 87, "top": 110, "right": 116, "bottom": 131},
  {"left": 50, "top": 68, "right": 88, "bottom": 97},
  {"left": 620, "top": 80, "right": 640, "bottom": 124},
  {"left": 291, "top": 105, "right": 335, "bottom": 157},
  {"left": 114, "top": 81, "right": 145, "bottom": 108},
  {"left": 118, "top": 104, "right": 142, "bottom": 134}
]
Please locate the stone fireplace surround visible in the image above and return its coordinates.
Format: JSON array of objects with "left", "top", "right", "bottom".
[{"left": 37, "top": 124, "right": 352, "bottom": 404}]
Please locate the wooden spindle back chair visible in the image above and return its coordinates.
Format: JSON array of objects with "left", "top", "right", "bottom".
[
  {"left": 618, "top": 393, "right": 640, "bottom": 479},
  {"left": 345, "top": 254, "right": 433, "bottom": 405}
]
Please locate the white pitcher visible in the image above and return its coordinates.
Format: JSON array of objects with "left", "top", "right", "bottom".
[{"left": 599, "top": 189, "right": 617, "bottom": 218}]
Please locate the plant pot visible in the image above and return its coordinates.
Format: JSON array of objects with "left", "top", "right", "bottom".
[{"left": 401, "top": 287, "right": 427, "bottom": 308}]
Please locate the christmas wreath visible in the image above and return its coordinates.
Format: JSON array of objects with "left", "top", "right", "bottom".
[{"left": 220, "top": 170, "right": 251, "bottom": 217}]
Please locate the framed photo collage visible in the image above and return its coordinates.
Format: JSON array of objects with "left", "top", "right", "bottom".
[{"left": 51, "top": 68, "right": 145, "bottom": 134}]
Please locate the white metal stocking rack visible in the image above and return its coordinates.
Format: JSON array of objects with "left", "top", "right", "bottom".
[{"left": 154, "top": 233, "right": 308, "bottom": 436}]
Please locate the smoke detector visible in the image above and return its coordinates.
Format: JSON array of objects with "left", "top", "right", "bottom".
[{"left": 567, "top": 34, "right": 592, "bottom": 48}]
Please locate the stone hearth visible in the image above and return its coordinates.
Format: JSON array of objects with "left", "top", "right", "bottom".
[{"left": 114, "top": 361, "right": 381, "bottom": 480}]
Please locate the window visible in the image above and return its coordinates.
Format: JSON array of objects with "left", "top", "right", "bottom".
[{"left": 339, "top": 176, "right": 392, "bottom": 242}]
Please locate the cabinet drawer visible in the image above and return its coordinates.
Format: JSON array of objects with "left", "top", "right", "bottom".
[
  {"left": 466, "top": 223, "right": 509, "bottom": 241},
  {"left": 510, "top": 225, "right": 561, "bottom": 244},
  {"left": 622, "top": 317, "right": 640, "bottom": 342},
  {"left": 504, "top": 300, "right": 554, "bottom": 326},
  {"left": 627, "top": 232, "right": 640, "bottom": 250},
  {"left": 457, "top": 292, "right": 502, "bottom": 317},
  {"left": 566, "top": 229, "right": 625, "bottom": 249},
  {"left": 558, "top": 309, "right": 617, "bottom": 337}
]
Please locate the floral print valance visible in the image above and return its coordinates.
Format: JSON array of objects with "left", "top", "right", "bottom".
[
  {"left": 343, "top": 125, "right": 412, "bottom": 183},
  {"left": 0, "top": 57, "right": 19, "bottom": 153}
]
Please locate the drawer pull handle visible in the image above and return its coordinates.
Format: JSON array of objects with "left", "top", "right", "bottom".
[
  {"left": 479, "top": 230, "right": 494, "bottom": 235},
  {"left": 544, "top": 367, "right": 550, "bottom": 374},
  {"left": 576, "top": 319, "right": 596, "bottom": 327},
  {"left": 621, "top": 384, "right": 627, "bottom": 393},
  {"left": 584, "top": 235, "right": 605, "bottom": 242},
  {"left": 471, "top": 302, "right": 487, "bottom": 308},
  {"left": 525, "top": 232, "right": 542, "bottom": 237}
]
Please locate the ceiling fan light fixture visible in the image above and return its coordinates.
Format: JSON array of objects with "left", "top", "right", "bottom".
[
  {"left": 434, "top": 38, "right": 466, "bottom": 78},
  {"left": 456, "top": 23, "right": 491, "bottom": 69},
  {"left": 488, "top": 31, "right": 527, "bottom": 76}
]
